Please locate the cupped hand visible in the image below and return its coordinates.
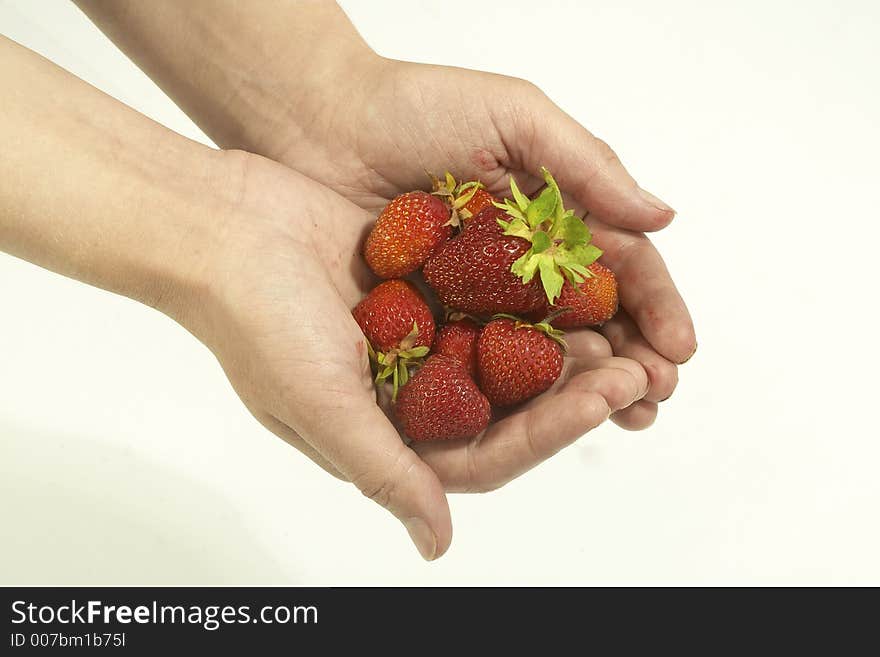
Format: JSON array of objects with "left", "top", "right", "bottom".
[
  {"left": 268, "top": 60, "right": 697, "bottom": 422},
  {"left": 176, "top": 151, "right": 650, "bottom": 559}
]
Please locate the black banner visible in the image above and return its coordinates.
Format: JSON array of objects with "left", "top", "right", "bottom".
[{"left": 0, "top": 586, "right": 873, "bottom": 651}]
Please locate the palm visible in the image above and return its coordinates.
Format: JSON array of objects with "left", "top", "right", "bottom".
[
  {"left": 202, "top": 154, "right": 649, "bottom": 491},
  {"left": 311, "top": 63, "right": 696, "bottom": 424},
  {"left": 288, "top": 63, "right": 537, "bottom": 212}
]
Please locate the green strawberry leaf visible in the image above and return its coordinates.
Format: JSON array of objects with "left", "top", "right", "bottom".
[
  {"left": 560, "top": 265, "right": 585, "bottom": 285},
  {"left": 501, "top": 218, "right": 533, "bottom": 240},
  {"left": 525, "top": 185, "right": 557, "bottom": 228},
  {"left": 511, "top": 250, "right": 541, "bottom": 283},
  {"left": 509, "top": 176, "right": 531, "bottom": 212},
  {"left": 540, "top": 167, "right": 566, "bottom": 221},
  {"left": 559, "top": 214, "right": 590, "bottom": 248},
  {"left": 538, "top": 255, "right": 565, "bottom": 304},
  {"left": 499, "top": 201, "right": 527, "bottom": 223},
  {"left": 560, "top": 243, "right": 603, "bottom": 269},
  {"left": 531, "top": 230, "right": 551, "bottom": 253}
]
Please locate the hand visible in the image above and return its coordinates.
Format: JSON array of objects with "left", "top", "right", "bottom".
[
  {"left": 0, "top": 28, "right": 655, "bottom": 562},
  {"left": 267, "top": 59, "right": 698, "bottom": 426},
  {"left": 73, "top": 1, "right": 696, "bottom": 426},
  {"left": 180, "top": 151, "right": 650, "bottom": 559}
]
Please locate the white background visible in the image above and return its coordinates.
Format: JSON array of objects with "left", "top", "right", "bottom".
[{"left": 1, "top": 0, "right": 878, "bottom": 585}]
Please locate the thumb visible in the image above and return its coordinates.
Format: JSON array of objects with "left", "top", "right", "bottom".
[
  {"left": 504, "top": 82, "right": 675, "bottom": 232},
  {"left": 291, "top": 396, "right": 452, "bottom": 561}
]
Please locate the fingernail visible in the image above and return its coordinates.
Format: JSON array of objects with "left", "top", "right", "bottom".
[
  {"left": 403, "top": 517, "right": 437, "bottom": 561},
  {"left": 638, "top": 187, "right": 675, "bottom": 214},
  {"left": 678, "top": 341, "right": 698, "bottom": 364}
]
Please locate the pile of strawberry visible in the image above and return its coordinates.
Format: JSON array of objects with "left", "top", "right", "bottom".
[{"left": 352, "top": 169, "right": 619, "bottom": 441}]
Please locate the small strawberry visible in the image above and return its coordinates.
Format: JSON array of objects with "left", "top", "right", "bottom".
[
  {"left": 531, "top": 262, "right": 619, "bottom": 327},
  {"left": 365, "top": 191, "right": 451, "bottom": 279},
  {"left": 395, "top": 354, "right": 491, "bottom": 441},
  {"left": 433, "top": 316, "right": 481, "bottom": 377},
  {"left": 460, "top": 187, "right": 497, "bottom": 219},
  {"left": 477, "top": 317, "right": 566, "bottom": 407},
  {"left": 423, "top": 205, "right": 546, "bottom": 315},
  {"left": 429, "top": 173, "right": 495, "bottom": 224},
  {"left": 352, "top": 280, "right": 435, "bottom": 397}
]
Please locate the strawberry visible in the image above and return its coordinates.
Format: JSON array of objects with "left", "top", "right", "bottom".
[
  {"left": 365, "top": 191, "right": 451, "bottom": 279},
  {"left": 395, "top": 355, "right": 491, "bottom": 441},
  {"left": 532, "top": 262, "right": 619, "bottom": 327},
  {"left": 429, "top": 173, "right": 495, "bottom": 224},
  {"left": 433, "top": 316, "right": 481, "bottom": 377},
  {"left": 477, "top": 317, "right": 566, "bottom": 407},
  {"left": 352, "top": 280, "right": 435, "bottom": 397},
  {"left": 495, "top": 168, "right": 604, "bottom": 306},
  {"left": 460, "top": 187, "right": 497, "bottom": 219},
  {"left": 422, "top": 205, "right": 546, "bottom": 315}
]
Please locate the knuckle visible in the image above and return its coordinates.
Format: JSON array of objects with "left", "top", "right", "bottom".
[
  {"left": 353, "top": 448, "right": 415, "bottom": 510},
  {"left": 647, "top": 360, "right": 679, "bottom": 401},
  {"left": 593, "top": 136, "right": 622, "bottom": 168}
]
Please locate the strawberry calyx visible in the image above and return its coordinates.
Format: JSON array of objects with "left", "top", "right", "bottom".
[
  {"left": 430, "top": 172, "right": 485, "bottom": 227},
  {"left": 491, "top": 313, "right": 568, "bottom": 353},
  {"left": 494, "top": 167, "right": 603, "bottom": 305},
  {"left": 366, "top": 322, "right": 430, "bottom": 401}
]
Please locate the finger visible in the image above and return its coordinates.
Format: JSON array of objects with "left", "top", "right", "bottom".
[
  {"left": 562, "top": 328, "right": 614, "bottom": 362},
  {"left": 600, "top": 310, "right": 679, "bottom": 403},
  {"left": 589, "top": 219, "right": 697, "bottom": 364},
  {"left": 561, "top": 356, "right": 649, "bottom": 407},
  {"left": 416, "top": 390, "right": 609, "bottom": 493},
  {"left": 611, "top": 401, "right": 659, "bottom": 431},
  {"left": 502, "top": 85, "right": 675, "bottom": 232},
  {"left": 556, "top": 191, "right": 696, "bottom": 365},
  {"left": 252, "top": 409, "right": 348, "bottom": 481},
  {"left": 483, "top": 171, "right": 544, "bottom": 200},
  {"left": 287, "top": 396, "right": 452, "bottom": 561},
  {"left": 417, "top": 360, "right": 647, "bottom": 492}
]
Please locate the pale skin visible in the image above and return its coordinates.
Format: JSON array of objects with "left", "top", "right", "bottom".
[{"left": 2, "top": 1, "right": 695, "bottom": 560}]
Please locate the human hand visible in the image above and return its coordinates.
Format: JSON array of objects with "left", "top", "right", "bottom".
[
  {"left": 176, "top": 152, "right": 650, "bottom": 559},
  {"left": 73, "top": 0, "right": 695, "bottom": 427},
  {"left": 0, "top": 29, "right": 654, "bottom": 562},
  {"left": 263, "top": 59, "right": 697, "bottom": 426}
]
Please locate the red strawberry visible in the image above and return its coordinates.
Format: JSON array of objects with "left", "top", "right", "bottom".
[
  {"left": 429, "top": 174, "right": 496, "bottom": 225},
  {"left": 433, "top": 317, "right": 481, "bottom": 377},
  {"left": 492, "top": 168, "right": 605, "bottom": 309},
  {"left": 532, "top": 262, "right": 619, "bottom": 327},
  {"left": 395, "top": 355, "right": 491, "bottom": 441},
  {"left": 352, "top": 280, "right": 435, "bottom": 396},
  {"left": 422, "top": 205, "right": 546, "bottom": 315},
  {"left": 477, "top": 317, "right": 565, "bottom": 407},
  {"left": 365, "top": 191, "right": 451, "bottom": 278},
  {"left": 459, "top": 187, "right": 497, "bottom": 220}
]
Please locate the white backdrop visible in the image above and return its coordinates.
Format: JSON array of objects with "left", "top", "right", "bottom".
[{"left": 1, "top": 0, "right": 878, "bottom": 585}]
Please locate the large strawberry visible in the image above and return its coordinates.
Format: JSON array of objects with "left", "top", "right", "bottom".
[
  {"left": 495, "top": 168, "right": 604, "bottom": 306},
  {"left": 395, "top": 354, "right": 491, "bottom": 441},
  {"left": 477, "top": 317, "right": 566, "bottom": 407},
  {"left": 433, "top": 316, "right": 481, "bottom": 377},
  {"left": 364, "top": 191, "right": 451, "bottom": 279},
  {"left": 352, "top": 280, "right": 435, "bottom": 397},
  {"left": 422, "top": 205, "right": 546, "bottom": 315},
  {"left": 531, "top": 262, "right": 619, "bottom": 327}
]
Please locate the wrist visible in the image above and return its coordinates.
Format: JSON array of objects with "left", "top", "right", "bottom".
[
  {"left": 226, "top": 41, "right": 387, "bottom": 164},
  {"left": 141, "top": 149, "right": 253, "bottom": 328}
]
